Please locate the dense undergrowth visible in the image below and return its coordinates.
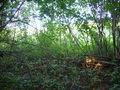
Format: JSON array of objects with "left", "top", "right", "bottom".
[
  {"left": 0, "top": 28, "right": 120, "bottom": 90},
  {"left": 0, "top": 0, "right": 120, "bottom": 89}
]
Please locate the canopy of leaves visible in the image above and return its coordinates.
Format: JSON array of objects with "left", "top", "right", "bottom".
[{"left": 0, "top": 0, "right": 120, "bottom": 89}]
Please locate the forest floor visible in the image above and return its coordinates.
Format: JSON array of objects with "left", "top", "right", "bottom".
[{"left": 1, "top": 54, "right": 120, "bottom": 90}]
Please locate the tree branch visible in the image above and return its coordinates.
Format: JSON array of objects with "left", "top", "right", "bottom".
[{"left": 0, "top": 0, "right": 26, "bottom": 32}]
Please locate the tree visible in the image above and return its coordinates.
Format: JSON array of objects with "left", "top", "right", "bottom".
[{"left": 0, "top": 0, "right": 25, "bottom": 32}]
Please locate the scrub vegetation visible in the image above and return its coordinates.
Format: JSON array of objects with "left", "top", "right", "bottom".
[{"left": 0, "top": 0, "right": 120, "bottom": 89}]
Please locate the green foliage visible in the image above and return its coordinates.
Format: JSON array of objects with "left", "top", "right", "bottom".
[
  {"left": 0, "top": 0, "right": 120, "bottom": 89},
  {"left": 0, "top": 26, "right": 119, "bottom": 89}
]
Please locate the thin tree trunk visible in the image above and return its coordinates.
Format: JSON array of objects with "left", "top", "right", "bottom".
[{"left": 112, "top": 13, "right": 117, "bottom": 58}]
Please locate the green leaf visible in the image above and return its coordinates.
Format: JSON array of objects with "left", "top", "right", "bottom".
[
  {"left": 13, "top": 1, "right": 19, "bottom": 8},
  {"left": 27, "top": 0, "right": 33, "bottom": 2}
]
